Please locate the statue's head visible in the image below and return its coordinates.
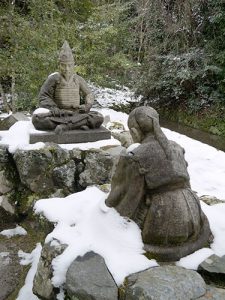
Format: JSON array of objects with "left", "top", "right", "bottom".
[
  {"left": 58, "top": 41, "right": 74, "bottom": 81},
  {"left": 128, "top": 106, "right": 159, "bottom": 143}
]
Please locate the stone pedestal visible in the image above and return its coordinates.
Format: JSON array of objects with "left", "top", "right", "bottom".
[{"left": 29, "top": 126, "right": 111, "bottom": 144}]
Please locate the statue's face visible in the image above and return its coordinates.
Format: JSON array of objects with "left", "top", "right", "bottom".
[
  {"left": 59, "top": 61, "right": 74, "bottom": 80},
  {"left": 129, "top": 114, "right": 153, "bottom": 143},
  {"left": 130, "top": 126, "right": 144, "bottom": 143}
]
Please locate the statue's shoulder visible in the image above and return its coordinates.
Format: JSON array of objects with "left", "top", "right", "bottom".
[
  {"left": 40, "top": 72, "right": 60, "bottom": 92},
  {"left": 132, "top": 141, "right": 159, "bottom": 157},
  {"left": 47, "top": 72, "right": 60, "bottom": 82},
  {"left": 73, "top": 74, "right": 87, "bottom": 84}
]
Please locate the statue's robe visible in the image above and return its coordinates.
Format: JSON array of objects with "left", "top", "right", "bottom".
[{"left": 106, "top": 137, "right": 211, "bottom": 256}]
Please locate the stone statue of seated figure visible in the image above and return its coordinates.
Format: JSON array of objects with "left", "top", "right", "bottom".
[
  {"left": 32, "top": 41, "right": 103, "bottom": 134},
  {"left": 106, "top": 106, "right": 212, "bottom": 261}
]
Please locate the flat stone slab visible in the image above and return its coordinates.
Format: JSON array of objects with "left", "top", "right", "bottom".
[{"left": 30, "top": 126, "right": 111, "bottom": 144}]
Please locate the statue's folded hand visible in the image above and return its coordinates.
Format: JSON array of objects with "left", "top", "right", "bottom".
[{"left": 50, "top": 107, "right": 61, "bottom": 117}]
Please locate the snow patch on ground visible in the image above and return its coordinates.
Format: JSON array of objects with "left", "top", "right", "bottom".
[
  {"left": 34, "top": 186, "right": 158, "bottom": 286},
  {"left": 176, "top": 248, "right": 214, "bottom": 270},
  {"left": 163, "top": 128, "right": 225, "bottom": 199},
  {"left": 91, "top": 84, "right": 141, "bottom": 108},
  {"left": 16, "top": 243, "right": 42, "bottom": 300},
  {"left": 0, "top": 225, "right": 27, "bottom": 238},
  {"left": 34, "top": 185, "right": 225, "bottom": 291}
]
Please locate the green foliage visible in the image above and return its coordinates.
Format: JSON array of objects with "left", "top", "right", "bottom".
[
  {"left": 138, "top": 49, "right": 223, "bottom": 112},
  {"left": 75, "top": 2, "right": 135, "bottom": 87},
  {"left": 0, "top": 0, "right": 93, "bottom": 110},
  {"left": 132, "top": 0, "right": 225, "bottom": 114},
  {"left": 0, "top": 0, "right": 135, "bottom": 110},
  {"left": 0, "top": 0, "right": 225, "bottom": 118}
]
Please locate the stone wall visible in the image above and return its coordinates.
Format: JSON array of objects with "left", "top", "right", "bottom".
[{"left": 0, "top": 143, "right": 123, "bottom": 227}]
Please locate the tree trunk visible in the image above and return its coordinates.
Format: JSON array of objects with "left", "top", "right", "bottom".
[
  {"left": 11, "top": 74, "right": 16, "bottom": 113},
  {"left": 0, "top": 83, "right": 10, "bottom": 113}
]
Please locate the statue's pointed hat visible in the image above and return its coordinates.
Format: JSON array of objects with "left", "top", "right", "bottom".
[{"left": 58, "top": 41, "right": 74, "bottom": 63}]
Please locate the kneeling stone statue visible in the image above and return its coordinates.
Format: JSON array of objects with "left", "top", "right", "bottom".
[
  {"left": 32, "top": 41, "right": 103, "bottom": 134},
  {"left": 106, "top": 106, "right": 212, "bottom": 261}
]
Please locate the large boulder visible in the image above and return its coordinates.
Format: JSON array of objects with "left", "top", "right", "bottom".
[
  {"left": 66, "top": 251, "right": 118, "bottom": 300},
  {"left": 13, "top": 143, "right": 71, "bottom": 194},
  {"left": 79, "top": 146, "right": 124, "bottom": 188},
  {"left": 121, "top": 266, "right": 206, "bottom": 300}
]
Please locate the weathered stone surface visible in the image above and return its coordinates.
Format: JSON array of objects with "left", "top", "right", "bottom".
[
  {"left": 0, "top": 249, "right": 23, "bottom": 300},
  {"left": 0, "top": 194, "right": 15, "bottom": 214},
  {"left": 33, "top": 242, "right": 67, "bottom": 300},
  {"left": 69, "top": 148, "right": 83, "bottom": 161},
  {"left": 123, "top": 266, "right": 206, "bottom": 300},
  {"left": 198, "top": 285, "right": 225, "bottom": 299},
  {"left": 0, "top": 145, "right": 10, "bottom": 163},
  {"left": 0, "top": 169, "right": 14, "bottom": 194},
  {"left": 198, "top": 255, "right": 225, "bottom": 287},
  {"left": 79, "top": 146, "right": 123, "bottom": 188},
  {"left": 30, "top": 126, "right": 111, "bottom": 144},
  {"left": 0, "top": 113, "right": 29, "bottom": 130},
  {"left": 0, "top": 145, "right": 17, "bottom": 196},
  {"left": 53, "top": 160, "right": 76, "bottom": 192},
  {"left": 13, "top": 144, "right": 71, "bottom": 194},
  {"left": 66, "top": 251, "right": 118, "bottom": 300}
]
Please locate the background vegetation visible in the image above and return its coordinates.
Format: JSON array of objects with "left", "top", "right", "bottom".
[{"left": 0, "top": 0, "right": 225, "bottom": 134}]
